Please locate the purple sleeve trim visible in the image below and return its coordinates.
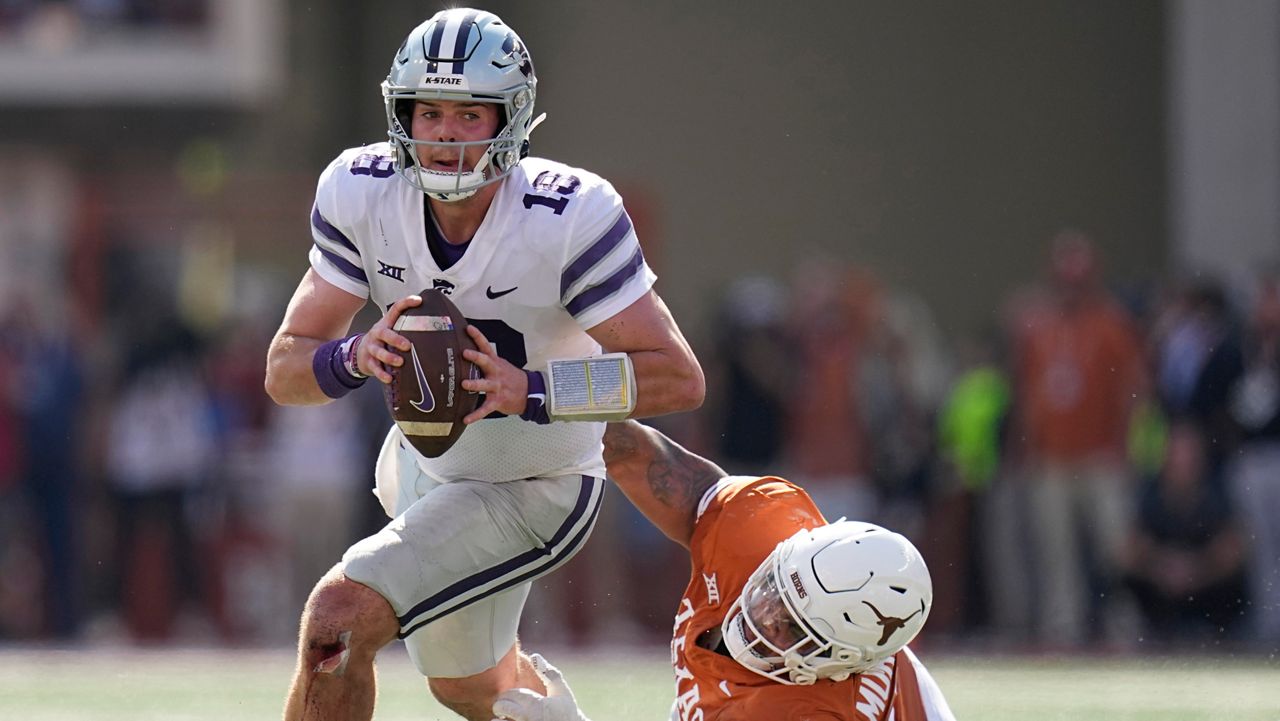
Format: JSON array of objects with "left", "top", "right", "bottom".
[
  {"left": 313, "top": 336, "right": 368, "bottom": 399},
  {"left": 565, "top": 247, "right": 645, "bottom": 318},
  {"left": 560, "top": 210, "right": 633, "bottom": 298},
  {"left": 312, "top": 205, "right": 359, "bottom": 253},
  {"left": 315, "top": 245, "right": 369, "bottom": 283},
  {"left": 520, "top": 370, "right": 551, "bottom": 424}
]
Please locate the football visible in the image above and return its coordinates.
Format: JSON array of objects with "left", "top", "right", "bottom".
[{"left": 383, "top": 290, "right": 482, "bottom": 457}]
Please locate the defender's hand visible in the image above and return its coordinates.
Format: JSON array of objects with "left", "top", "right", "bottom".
[
  {"left": 462, "top": 324, "right": 529, "bottom": 423},
  {"left": 360, "top": 295, "right": 421, "bottom": 384},
  {"left": 491, "top": 654, "right": 590, "bottom": 721}
]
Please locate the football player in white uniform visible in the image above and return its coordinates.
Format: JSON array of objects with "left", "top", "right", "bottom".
[{"left": 263, "top": 9, "right": 704, "bottom": 721}]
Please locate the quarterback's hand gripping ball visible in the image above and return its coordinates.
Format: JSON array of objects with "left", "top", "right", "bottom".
[
  {"left": 382, "top": 289, "right": 482, "bottom": 457},
  {"left": 491, "top": 653, "right": 590, "bottom": 721}
]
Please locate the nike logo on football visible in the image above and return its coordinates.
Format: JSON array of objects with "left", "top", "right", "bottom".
[
  {"left": 409, "top": 345, "right": 436, "bottom": 413},
  {"left": 485, "top": 285, "right": 518, "bottom": 299}
]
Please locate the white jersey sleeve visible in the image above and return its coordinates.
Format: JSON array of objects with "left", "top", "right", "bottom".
[
  {"left": 307, "top": 146, "right": 392, "bottom": 299},
  {"left": 551, "top": 169, "right": 657, "bottom": 330},
  {"left": 411, "top": 159, "right": 656, "bottom": 483}
]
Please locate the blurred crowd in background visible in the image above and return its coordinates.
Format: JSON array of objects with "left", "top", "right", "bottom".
[
  {"left": 1, "top": 216, "right": 1277, "bottom": 657},
  {"left": 0, "top": 0, "right": 206, "bottom": 32},
  {"left": 662, "top": 230, "right": 1280, "bottom": 658}
]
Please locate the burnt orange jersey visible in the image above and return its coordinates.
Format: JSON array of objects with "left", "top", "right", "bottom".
[{"left": 670, "top": 476, "right": 954, "bottom": 721}]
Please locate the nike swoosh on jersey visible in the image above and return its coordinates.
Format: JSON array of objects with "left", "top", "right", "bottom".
[
  {"left": 485, "top": 285, "right": 518, "bottom": 299},
  {"left": 409, "top": 345, "right": 436, "bottom": 413}
]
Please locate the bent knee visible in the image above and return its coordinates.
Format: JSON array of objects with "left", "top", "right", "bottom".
[{"left": 299, "top": 572, "right": 398, "bottom": 657}]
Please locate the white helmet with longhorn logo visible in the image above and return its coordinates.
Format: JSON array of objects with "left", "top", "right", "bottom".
[{"left": 721, "top": 521, "right": 932, "bottom": 685}]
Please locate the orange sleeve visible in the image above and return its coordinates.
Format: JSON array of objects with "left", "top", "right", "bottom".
[{"left": 691, "top": 477, "right": 827, "bottom": 576}]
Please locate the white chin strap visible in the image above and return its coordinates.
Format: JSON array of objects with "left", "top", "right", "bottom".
[
  {"left": 413, "top": 151, "right": 493, "bottom": 202},
  {"left": 527, "top": 111, "right": 547, "bottom": 135},
  {"left": 407, "top": 114, "right": 547, "bottom": 203},
  {"left": 414, "top": 169, "right": 482, "bottom": 201}
]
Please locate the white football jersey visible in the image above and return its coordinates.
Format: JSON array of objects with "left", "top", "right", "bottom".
[{"left": 307, "top": 143, "right": 655, "bottom": 483}]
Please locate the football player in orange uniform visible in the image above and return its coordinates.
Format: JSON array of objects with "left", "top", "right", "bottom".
[{"left": 493, "top": 420, "right": 955, "bottom": 721}]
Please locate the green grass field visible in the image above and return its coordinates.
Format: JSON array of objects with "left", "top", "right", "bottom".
[{"left": 0, "top": 646, "right": 1275, "bottom": 720}]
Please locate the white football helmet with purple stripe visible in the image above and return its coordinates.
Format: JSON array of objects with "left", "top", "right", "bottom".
[
  {"left": 721, "top": 521, "right": 933, "bottom": 685},
  {"left": 382, "top": 8, "right": 544, "bottom": 201}
]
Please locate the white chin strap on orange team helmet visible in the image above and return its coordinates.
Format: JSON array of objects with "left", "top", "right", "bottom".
[{"left": 721, "top": 521, "right": 933, "bottom": 685}]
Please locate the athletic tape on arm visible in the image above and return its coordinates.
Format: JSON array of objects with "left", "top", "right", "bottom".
[{"left": 545, "top": 353, "right": 636, "bottom": 422}]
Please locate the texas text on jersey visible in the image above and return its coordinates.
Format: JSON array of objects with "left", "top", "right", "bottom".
[{"left": 671, "top": 476, "right": 954, "bottom": 721}]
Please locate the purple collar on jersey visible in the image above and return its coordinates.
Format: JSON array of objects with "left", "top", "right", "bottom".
[{"left": 424, "top": 205, "right": 470, "bottom": 270}]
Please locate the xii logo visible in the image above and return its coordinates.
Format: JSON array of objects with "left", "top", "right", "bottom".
[{"left": 377, "top": 261, "right": 406, "bottom": 282}]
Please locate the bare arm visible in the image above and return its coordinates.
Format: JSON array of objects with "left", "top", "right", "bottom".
[
  {"left": 602, "top": 420, "right": 726, "bottom": 548},
  {"left": 264, "top": 269, "right": 418, "bottom": 405},
  {"left": 586, "top": 290, "right": 705, "bottom": 419}
]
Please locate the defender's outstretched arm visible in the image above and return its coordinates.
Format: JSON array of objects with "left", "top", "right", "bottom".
[{"left": 601, "top": 420, "right": 726, "bottom": 548}]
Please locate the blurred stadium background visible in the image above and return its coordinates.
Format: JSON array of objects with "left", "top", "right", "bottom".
[{"left": 0, "top": 0, "right": 1278, "bottom": 717}]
